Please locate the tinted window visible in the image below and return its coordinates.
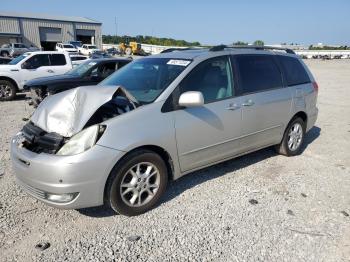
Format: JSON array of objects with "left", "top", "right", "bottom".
[
  {"left": 179, "top": 56, "right": 234, "bottom": 103},
  {"left": 24, "top": 54, "right": 50, "bottom": 69},
  {"left": 236, "top": 55, "right": 282, "bottom": 94},
  {"left": 71, "top": 56, "right": 87, "bottom": 61},
  {"left": 97, "top": 62, "right": 117, "bottom": 78},
  {"left": 117, "top": 60, "right": 130, "bottom": 69},
  {"left": 278, "top": 56, "right": 310, "bottom": 86},
  {"left": 50, "top": 54, "right": 66, "bottom": 66}
]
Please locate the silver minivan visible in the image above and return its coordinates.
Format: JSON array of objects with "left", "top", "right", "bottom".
[{"left": 11, "top": 46, "right": 318, "bottom": 216}]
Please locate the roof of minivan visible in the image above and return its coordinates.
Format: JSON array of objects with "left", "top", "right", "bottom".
[
  {"left": 150, "top": 48, "right": 298, "bottom": 60},
  {"left": 87, "top": 57, "right": 132, "bottom": 63}
]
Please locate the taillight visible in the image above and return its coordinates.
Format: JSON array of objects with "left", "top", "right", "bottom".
[{"left": 312, "top": 82, "right": 319, "bottom": 92}]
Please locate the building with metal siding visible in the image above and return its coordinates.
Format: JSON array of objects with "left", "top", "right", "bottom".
[{"left": 0, "top": 11, "right": 102, "bottom": 50}]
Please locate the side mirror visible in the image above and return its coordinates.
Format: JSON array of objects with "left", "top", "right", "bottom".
[{"left": 178, "top": 91, "right": 204, "bottom": 108}]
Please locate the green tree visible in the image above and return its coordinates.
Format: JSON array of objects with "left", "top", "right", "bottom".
[
  {"left": 253, "top": 40, "right": 264, "bottom": 46},
  {"left": 233, "top": 41, "right": 248, "bottom": 46},
  {"left": 102, "top": 34, "right": 201, "bottom": 47}
]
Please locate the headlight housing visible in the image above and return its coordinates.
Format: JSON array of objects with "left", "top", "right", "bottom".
[{"left": 57, "top": 125, "right": 105, "bottom": 156}]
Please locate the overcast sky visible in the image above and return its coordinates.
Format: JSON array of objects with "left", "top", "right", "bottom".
[{"left": 2, "top": 0, "right": 350, "bottom": 45}]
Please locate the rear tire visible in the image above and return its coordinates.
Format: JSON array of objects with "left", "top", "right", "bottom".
[
  {"left": 105, "top": 150, "right": 168, "bottom": 216},
  {"left": 275, "top": 117, "right": 305, "bottom": 156},
  {"left": 125, "top": 47, "right": 132, "bottom": 56},
  {"left": 0, "top": 80, "right": 16, "bottom": 101}
]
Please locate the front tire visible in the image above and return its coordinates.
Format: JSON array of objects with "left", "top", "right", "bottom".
[
  {"left": 0, "top": 80, "right": 16, "bottom": 101},
  {"left": 105, "top": 150, "right": 168, "bottom": 216},
  {"left": 275, "top": 117, "right": 305, "bottom": 156}
]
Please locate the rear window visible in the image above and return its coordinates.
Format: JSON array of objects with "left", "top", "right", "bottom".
[
  {"left": 236, "top": 55, "right": 282, "bottom": 94},
  {"left": 71, "top": 56, "right": 87, "bottom": 61},
  {"left": 50, "top": 54, "right": 66, "bottom": 66},
  {"left": 277, "top": 56, "right": 310, "bottom": 86}
]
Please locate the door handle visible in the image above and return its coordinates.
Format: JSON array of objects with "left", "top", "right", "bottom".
[
  {"left": 47, "top": 69, "right": 54, "bottom": 73},
  {"left": 226, "top": 103, "right": 240, "bottom": 111},
  {"left": 242, "top": 99, "right": 255, "bottom": 107}
]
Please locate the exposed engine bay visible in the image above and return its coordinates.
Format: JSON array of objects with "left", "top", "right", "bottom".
[{"left": 21, "top": 86, "right": 138, "bottom": 154}]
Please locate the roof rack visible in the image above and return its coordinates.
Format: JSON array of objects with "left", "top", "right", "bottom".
[
  {"left": 160, "top": 47, "right": 199, "bottom": 53},
  {"left": 209, "top": 45, "right": 296, "bottom": 54}
]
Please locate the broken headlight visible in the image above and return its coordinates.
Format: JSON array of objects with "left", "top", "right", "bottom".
[{"left": 56, "top": 125, "right": 105, "bottom": 156}]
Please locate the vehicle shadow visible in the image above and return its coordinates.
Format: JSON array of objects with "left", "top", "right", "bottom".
[
  {"left": 14, "top": 93, "right": 27, "bottom": 101},
  {"left": 77, "top": 126, "right": 321, "bottom": 218},
  {"left": 300, "top": 126, "right": 321, "bottom": 153}
]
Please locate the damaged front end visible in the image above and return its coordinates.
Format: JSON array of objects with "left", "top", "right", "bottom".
[{"left": 20, "top": 85, "right": 138, "bottom": 155}]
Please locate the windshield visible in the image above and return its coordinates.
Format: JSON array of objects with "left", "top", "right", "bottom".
[
  {"left": 100, "top": 58, "right": 191, "bottom": 103},
  {"left": 63, "top": 44, "right": 74, "bottom": 48},
  {"left": 66, "top": 61, "right": 97, "bottom": 76},
  {"left": 70, "top": 41, "right": 82, "bottom": 47},
  {"left": 8, "top": 54, "right": 29, "bottom": 65},
  {"left": 88, "top": 46, "right": 97, "bottom": 49}
]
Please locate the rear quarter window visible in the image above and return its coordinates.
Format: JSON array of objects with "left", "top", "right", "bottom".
[
  {"left": 277, "top": 56, "right": 310, "bottom": 86},
  {"left": 235, "top": 55, "right": 283, "bottom": 94},
  {"left": 50, "top": 54, "right": 67, "bottom": 66}
]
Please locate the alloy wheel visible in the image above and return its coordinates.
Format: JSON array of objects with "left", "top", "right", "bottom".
[
  {"left": 120, "top": 162, "right": 160, "bottom": 207},
  {"left": 287, "top": 123, "right": 303, "bottom": 151},
  {"left": 0, "top": 84, "right": 13, "bottom": 98}
]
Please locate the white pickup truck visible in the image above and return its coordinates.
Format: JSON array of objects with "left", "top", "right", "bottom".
[
  {"left": 78, "top": 44, "right": 100, "bottom": 56},
  {"left": 0, "top": 51, "right": 72, "bottom": 101},
  {"left": 0, "top": 43, "right": 40, "bottom": 57}
]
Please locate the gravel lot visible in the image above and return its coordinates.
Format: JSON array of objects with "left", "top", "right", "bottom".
[{"left": 1, "top": 60, "right": 349, "bottom": 262}]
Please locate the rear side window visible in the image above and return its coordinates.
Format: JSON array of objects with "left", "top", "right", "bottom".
[
  {"left": 236, "top": 55, "right": 282, "bottom": 94},
  {"left": 278, "top": 56, "right": 310, "bottom": 86},
  {"left": 71, "top": 56, "right": 86, "bottom": 61},
  {"left": 50, "top": 54, "right": 66, "bottom": 66}
]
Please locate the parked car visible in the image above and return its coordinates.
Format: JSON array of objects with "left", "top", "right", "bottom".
[
  {"left": 78, "top": 44, "right": 100, "bottom": 55},
  {"left": 70, "top": 54, "right": 89, "bottom": 67},
  {"left": 105, "top": 47, "right": 120, "bottom": 56},
  {"left": 89, "top": 51, "right": 112, "bottom": 59},
  {"left": 25, "top": 58, "right": 131, "bottom": 106},
  {"left": 56, "top": 43, "right": 78, "bottom": 53},
  {"left": 0, "top": 43, "right": 40, "bottom": 57},
  {"left": 11, "top": 46, "right": 318, "bottom": 216},
  {"left": 0, "top": 51, "right": 73, "bottom": 101},
  {"left": 0, "top": 57, "right": 12, "bottom": 64},
  {"left": 68, "top": 41, "right": 83, "bottom": 49}
]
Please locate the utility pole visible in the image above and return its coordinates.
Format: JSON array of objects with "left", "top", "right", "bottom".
[{"left": 115, "top": 17, "right": 118, "bottom": 43}]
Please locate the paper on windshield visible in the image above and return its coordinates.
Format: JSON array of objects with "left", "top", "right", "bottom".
[{"left": 167, "top": 59, "right": 191, "bottom": 66}]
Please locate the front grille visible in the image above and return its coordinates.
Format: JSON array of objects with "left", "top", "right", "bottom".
[{"left": 22, "top": 122, "right": 65, "bottom": 154}]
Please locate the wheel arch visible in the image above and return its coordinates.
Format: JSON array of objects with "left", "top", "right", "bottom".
[
  {"left": 0, "top": 76, "right": 19, "bottom": 92},
  {"left": 291, "top": 111, "right": 308, "bottom": 126},
  {"left": 103, "top": 145, "right": 175, "bottom": 200}
]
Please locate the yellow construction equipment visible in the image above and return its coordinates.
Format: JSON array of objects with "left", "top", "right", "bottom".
[{"left": 119, "top": 42, "right": 144, "bottom": 56}]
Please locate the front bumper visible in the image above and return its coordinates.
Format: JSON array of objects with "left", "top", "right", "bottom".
[{"left": 11, "top": 134, "right": 124, "bottom": 209}]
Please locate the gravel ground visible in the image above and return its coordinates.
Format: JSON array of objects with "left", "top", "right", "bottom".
[{"left": 0, "top": 60, "right": 349, "bottom": 262}]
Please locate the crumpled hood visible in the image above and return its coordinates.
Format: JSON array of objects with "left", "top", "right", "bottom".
[{"left": 30, "top": 85, "right": 137, "bottom": 137}]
